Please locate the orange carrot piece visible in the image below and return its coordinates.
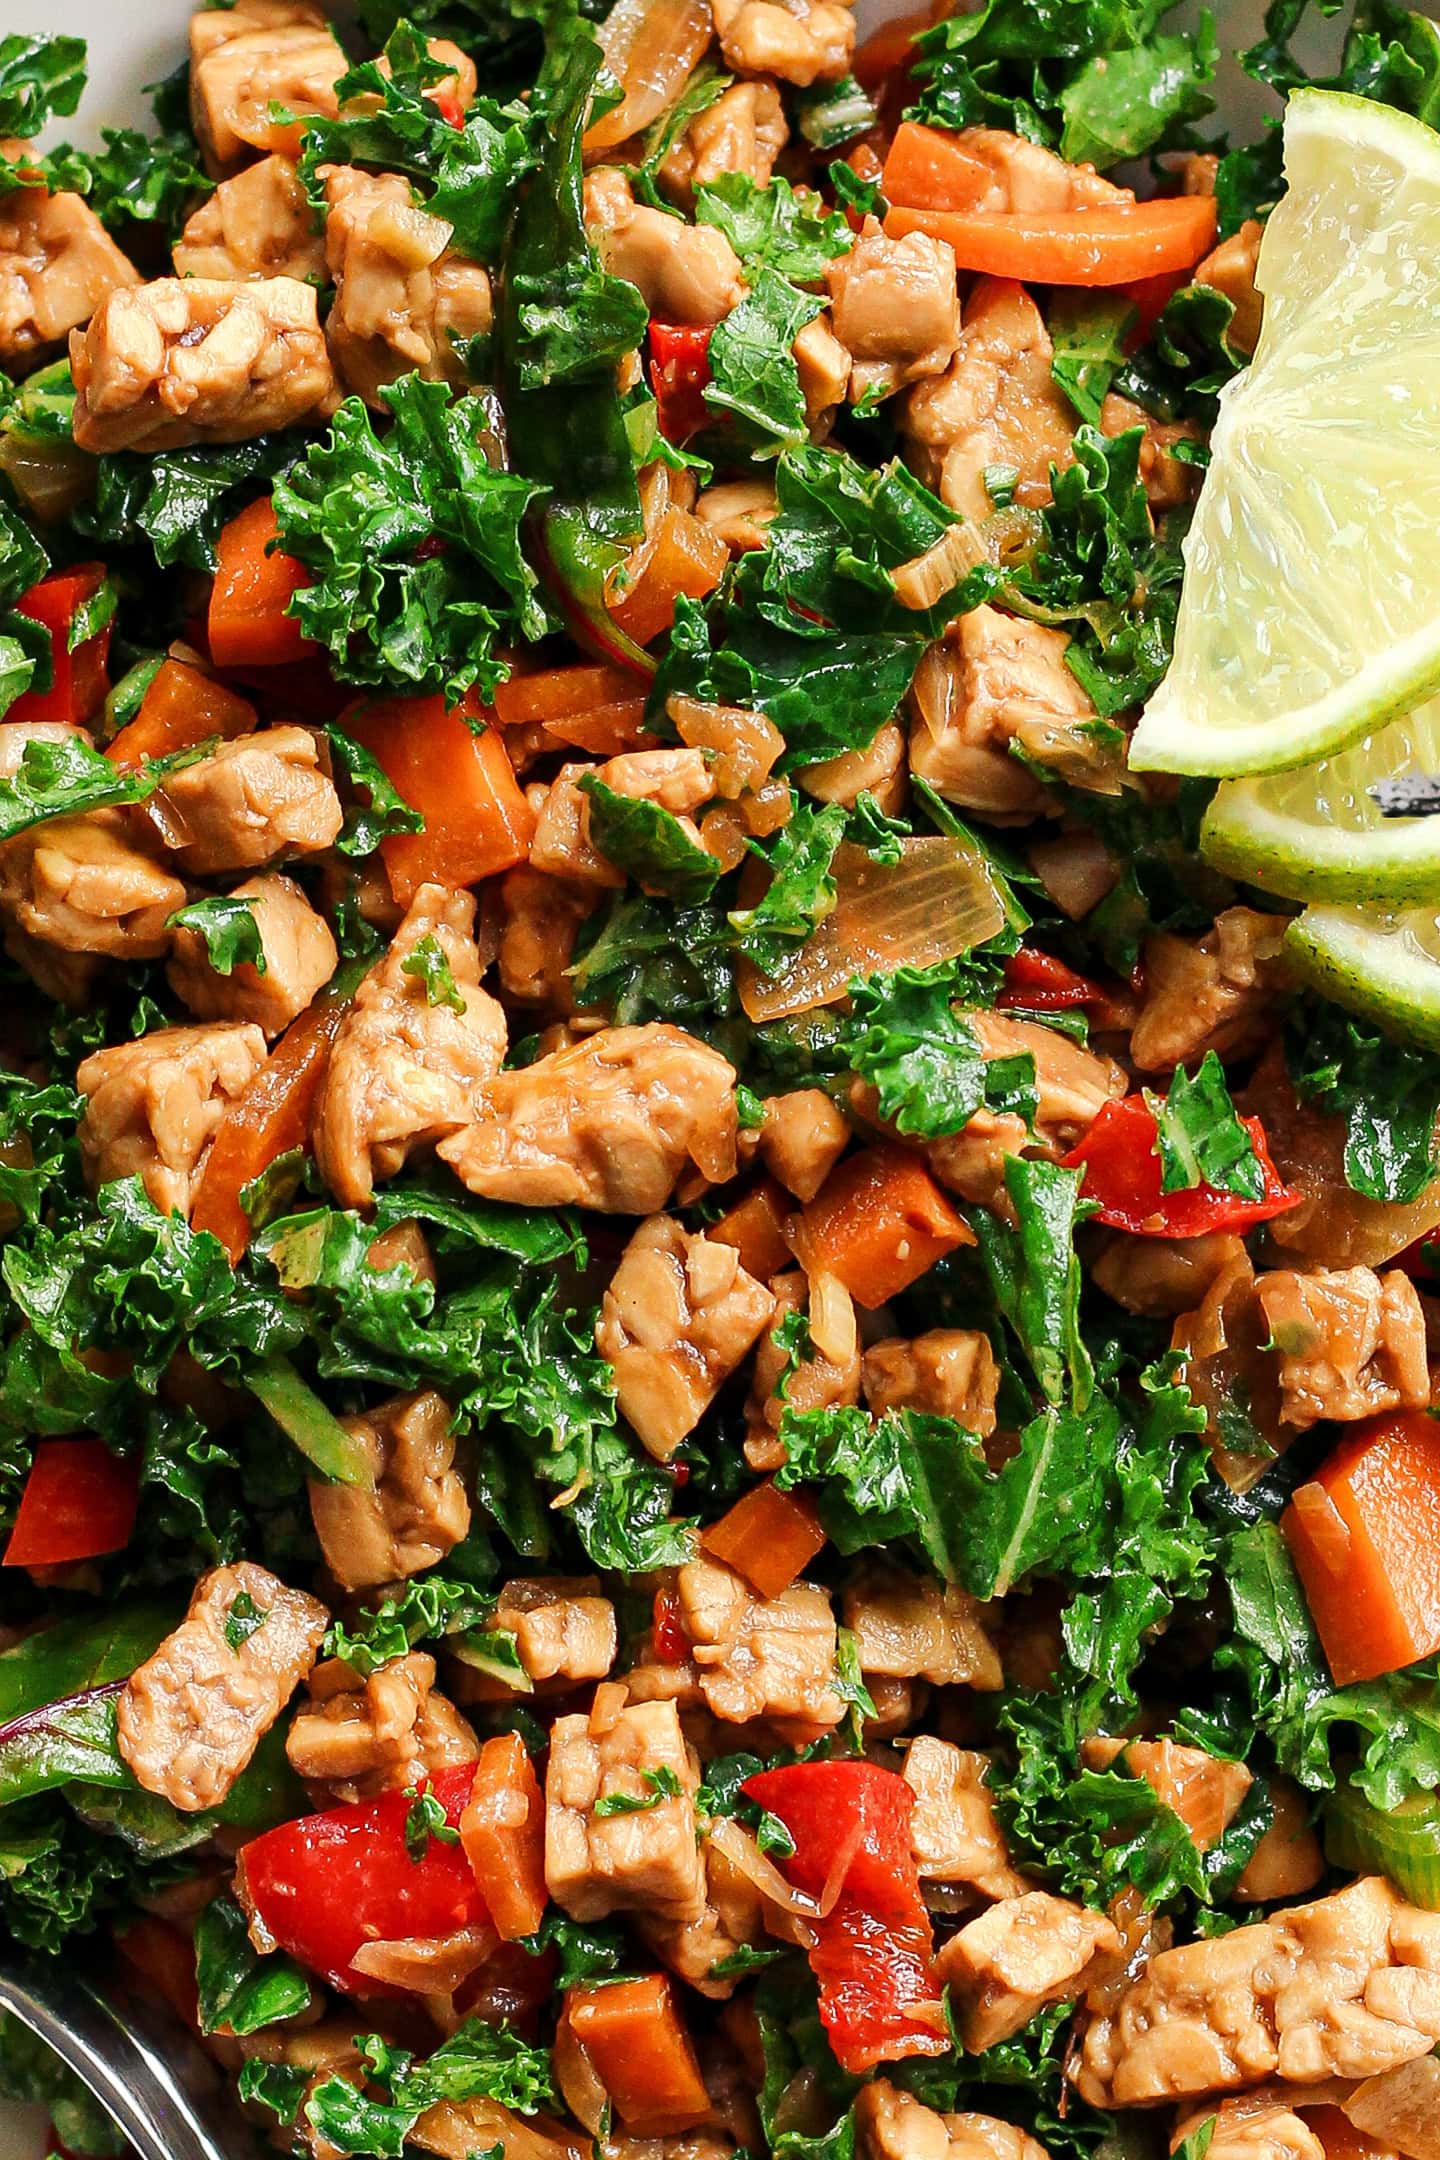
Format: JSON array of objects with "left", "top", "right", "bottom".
[
  {"left": 883, "top": 196, "right": 1217, "bottom": 287},
  {"left": 493, "top": 662, "right": 651, "bottom": 755},
  {"left": 106, "top": 658, "right": 257, "bottom": 769},
  {"left": 701, "top": 1480, "right": 826, "bottom": 1600},
  {"left": 802, "top": 1145, "right": 972, "bottom": 1308},
  {"left": 882, "top": 120, "right": 992, "bottom": 213},
  {"left": 566, "top": 1975, "right": 711, "bottom": 2136},
  {"left": 190, "top": 988, "right": 351, "bottom": 1263},
  {"left": 459, "top": 1730, "right": 548, "bottom": 1942},
  {"left": 1283, "top": 1409, "right": 1440, "bottom": 1687},
  {"left": 340, "top": 691, "right": 535, "bottom": 905},
  {"left": 608, "top": 508, "right": 728, "bottom": 648},
  {"left": 208, "top": 495, "right": 315, "bottom": 669},
  {"left": 707, "top": 1180, "right": 794, "bottom": 1283}
]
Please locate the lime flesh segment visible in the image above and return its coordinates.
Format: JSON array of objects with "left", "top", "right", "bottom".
[
  {"left": 1131, "top": 91, "right": 1440, "bottom": 778},
  {"left": 1201, "top": 695, "right": 1440, "bottom": 902},
  {"left": 1285, "top": 905, "right": 1440, "bottom": 1050}
]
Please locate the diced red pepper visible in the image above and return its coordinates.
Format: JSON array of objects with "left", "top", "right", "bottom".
[
  {"left": 1000, "top": 946, "right": 1103, "bottom": 1011},
  {"left": 3, "top": 1438, "right": 140, "bottom": 1568},
  {"left": 999, "top": 945, "right": 1133, "bottom": 1028},
  {"left": 237, "top": 1761, "right": 485, "bottom": 1994},
  {"left": 742, "top": 1761, "right": 947, "bottom": 2073},
  {"left": 652, "top": 1583, "right": 690, "bottom": 1664},
  {"left": 1062, "top": 1094, "right": 1300, "bottom": 1238},
  {"left": 8, "top": 563, "right": 111, "bottom": 727},
  {"left": 648, "top": 321, "right": 713, "bottom": 444}
]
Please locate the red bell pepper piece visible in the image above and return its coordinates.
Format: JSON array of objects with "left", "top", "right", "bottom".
[
  {"left": 742, "top": 1761, "right": 947, "bottom": 2073},
  {"left": 3, "top": 1438, "right": 140, "bottom": 1568},
  {"left": 8, "top": 563, "right": 111, "bottom": 727},
  {"left": 648, "top": 322, "right": 712, "bottom": 444},
  {"left": 1062, "top": 1094, "right": 1299, "bottom": 1238},
  {"left": 1000, "top": 946, "right": 1104, "bottom": 1011},
  {"left": 651, "top": 1584, "right": 690, "bottom": 1664},
  {"left": 237, "top": 1761, "right": 486, "bottom": 1993}
]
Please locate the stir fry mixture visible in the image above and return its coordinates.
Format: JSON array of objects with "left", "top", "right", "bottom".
[{"left": 6, "top": 1, "right": 1440, "bottom": 2157}]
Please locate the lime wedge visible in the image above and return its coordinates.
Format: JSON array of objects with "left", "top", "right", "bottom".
[
  {"left": 1131, "top": 90, "right": 1440, "bottom": 778},
  {"left": 1201, "top": 696, "right": 1440, "bottom": 902},
  {"left": 1285, "top": 904, "right": 1440, "bottom": 1050}
]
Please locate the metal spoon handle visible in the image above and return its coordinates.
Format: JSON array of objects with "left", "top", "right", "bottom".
[{"left": 0, "top": 1954, "right": 249, "bottom": 2160}]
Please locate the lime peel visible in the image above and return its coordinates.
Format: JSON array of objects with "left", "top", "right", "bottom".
[{"left": 1131, "top": 89, "right": 1440, "bottom": 779}]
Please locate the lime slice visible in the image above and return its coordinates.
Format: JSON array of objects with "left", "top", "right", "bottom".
[
  {"left": 1285, "top": 904, "right": 1440, "bottom": 1049},
  {"left": 1201, "top": 695, "right": 1440, "bottom": 902},
  {"left": 1131, "top": 90, "right": 1440, "bottom": 778}
]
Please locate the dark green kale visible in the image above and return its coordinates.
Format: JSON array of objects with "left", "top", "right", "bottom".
[
  {"left": 168, "top": 896, "right": 267, "bottom": 978},
  {"left": 1049, "top": 294, "right": 1134, "bottom": 427},
  {"left": 239, "top": 2061, "right": 311, "bottom": 2127},
  {"left": 273, "top": 373, "right": 551, "bottom": 703},
  {"left": 570, "top": 889, "right": 738, "bottom": 1027},
  {"left": 1218, "top": 1522, "right": 1440, "bottom": 1809},
  {"left": 307, "top": 2021, "right": 555, "bottom": 2155},
  {"left": 194, "top": 1896, "right": 315, "bottom": 2036},
  {"left": 0, "top": 496, "right": 50, "bottom": 718},
  {"left": 908, "top": 0, "right": 1218, "bottom": 168},
  {"left": 254, "top": 1198, "right": 685, "bottom": 1573},
  {"left": 1219, "top": 1, "right": 1440, "bottom": 231},
  {"left": 578, "top": 775, "right": 722, "bottom": 904},
  {"left": 840, "top": 962, "right": 1036, "bottom": 1138},
  {"left": 74, "top": 124, "right": 212, "bottom": 241},
  {"left": 0, "top": 33, "right": 86, "bottom": 139},
  {"left": 1286, "top": 1005, "right": 1440, "bottom": 1204},
  {"left": 325, "top": 728, "right": 426, "bottom": 860},
  {"left": 654, "top": 444, "right": 987, "bottom": 767},
  {"left": 694, "top": 174, "right": 850, "bottom": 451},
  {"left": 1146, "top": 1050, "right": 1263, "bottom": 1199},
  {"left": 794, "top": 75, "right": 879, "bottom": 149},
  {"left": 1114, "top": 283, "right": 1245, "bottom": 428},
  {"left": 401, "top": 933, "right": 466, "bottom": 1011},
  {"left": 1010, "top": 423, "right": 1182, "bottom": 720},
  {"left": 696, "top": 171, "right": 853, "bottom": 281},
  {"left": 729, "top": 799, "right": 848, "bottom": 973},
  {"left": 296, "top": 22, "right": 537, "bottom": 261},
  {"left": 498, "top": 29, "right": 645, "bottom": 627},
  {"left": 76, "top": 432, "right": 302, "bottom": 573},
  {"left": 704, "top": 267, "right": 824, "bottom": 453},
  {"left": 0, "top": 735, "right": 210, "bottom": 846}
]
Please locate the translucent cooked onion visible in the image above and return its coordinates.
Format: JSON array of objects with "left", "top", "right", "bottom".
[
  {"left": 707, "top": 1816, "right": 821, "bottom": 1936},
  {"left": 583, "top": 0, "right": 712, "bottom": 155},
  {"left": 553, "top": 2014, "right": 610, "bottom": 2137},
  {"left": 0, "top": 432, "right": 93, "bottom": 523},
  {"left": 737, "top": 835, "right": 1007, "bottom": 1023},
  {"left": 349, "top": 1925, "right": 497, "bottom": 1994}
]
